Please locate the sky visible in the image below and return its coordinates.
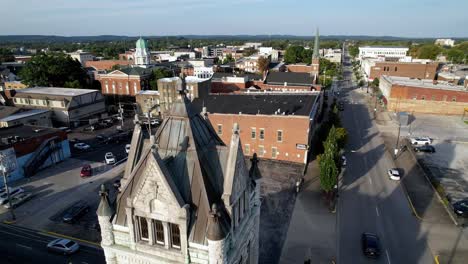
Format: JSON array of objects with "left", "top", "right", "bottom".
[{"left": 1, "top": 0, "right": 467, "bottom": 37}]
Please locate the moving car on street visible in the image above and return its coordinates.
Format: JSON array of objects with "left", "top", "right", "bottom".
[
  {"left": 414, "top": 145, "right": 435, "bottom": 153},
  {"left": 453, "top": 199, "right": 468, "bottom": 218},
  {"left": 105, "top": 152, "right": 116, "bottom": 165},
  {"left": 0, "top": 187, "right": 24, "bottom": 205},
  {"left": 80, "top": 164, "right": 92, "bottom": 177},
  {"left": 4, "top": 192, "right": 33, "bottom": 209},
  {"left": 62, "top": 201, "right": 90, "bottom": 223},
  {"left": 47, "top": 238, "right": 80, "bottom": 255},
  {"left": 73, "top": 142, "right": 91, "bottom": 150},
  {"left": 410, "top": 137, "right": 432, "bottom": 145},
  {"left": 387, "top": 168, "right": 401, "bottom": 181},
  {"left": 361, "top": 232, "right": 381, "bottom": 258}
]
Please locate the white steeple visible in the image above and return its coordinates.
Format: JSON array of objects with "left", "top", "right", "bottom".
[{"left": 135, "top": 37, "right": 150, "bottom": 67}]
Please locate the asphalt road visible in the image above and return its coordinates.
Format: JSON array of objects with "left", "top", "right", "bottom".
[
  {"left": 0, "top": 223, "right": 105, "bottom": 264},
  {"left": 336, "top": 49, "right": 434, "bottom": 264}
]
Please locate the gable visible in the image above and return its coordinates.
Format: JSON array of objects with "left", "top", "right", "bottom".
[
  {"left": 108, "top": 70, "right": 128, "bottom": 76},
  {"left": 132, "top": 152, "right": 185, "bottom": 216}
]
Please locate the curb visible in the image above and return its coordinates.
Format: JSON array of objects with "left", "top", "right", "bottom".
[
  {"left": 399, "top": 183, "right": 424, "bottom": 221},
  {"left": 40, "top": 230, "right": 101, "bottom": 248}
]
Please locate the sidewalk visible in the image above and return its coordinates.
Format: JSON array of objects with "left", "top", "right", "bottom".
[{"left": 279, "top": 160, "right": 336, "bottom": 264}]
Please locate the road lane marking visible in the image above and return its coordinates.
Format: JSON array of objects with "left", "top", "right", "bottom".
[
  {"left": 16, "top": 244, "right": 32, "bottom": 250},
  {"left": 376, "top": 206, "right": 380, "bottom": 217},
  {"left": 386, "top": 250, "right": 391, "bottom": 264},
  {"left": 369, "top": 177, "right": 373, "bottom": 185}
]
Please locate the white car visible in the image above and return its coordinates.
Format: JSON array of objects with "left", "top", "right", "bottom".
[
  {"left": 125, "top": 144, "right": 131, "bottom": 154},
  {"left": 410, "top": 137, "right": 431, "bottom": 145},
  {"left": 387, "top": 169, "right": 401, "bottom": 181},
  {"left": 47, "top": 238, "right": 80, "bottom": 255},
  {"left": 105, "top": 152, "right": 116, "bottom": 165},
  {"left": 0, "top": 187, "right": 24, "bottom": 205},
  {"left": 74, "top": 143, "right": 91, "bottom": 150}
]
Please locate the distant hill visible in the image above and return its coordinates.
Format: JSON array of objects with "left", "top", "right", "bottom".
[{"left": 0, "top": 35, "right": 466, "bottom": 43}]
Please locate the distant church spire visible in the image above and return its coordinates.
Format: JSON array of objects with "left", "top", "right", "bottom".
[{"left": 312, "top": 27, "right": 320, "bottom": 59}]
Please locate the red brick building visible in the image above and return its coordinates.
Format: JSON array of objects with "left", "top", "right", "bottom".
[
  {"left": 96, "top": 67, "right": 152, "bottom": 97},
  {"left": 369, "top": 62, "right": 439, "bottom": 80},
  {"left": 262, "top": 71, "right": 320, "bottom": 91},
  {"left": 210, "top": 73, "right": 263, "bottom": 93},
  {"left": 286, "top": 64, "right": 313, "bottom": 73},
  {"left": 192, "top": 93, "right": 323, "bottom": 164},
  {"left": 380, "top": 75, "right": 468, "bottom": 115},
  {"left": 85, "top": 60, "right": 134, "bottom": 71}
]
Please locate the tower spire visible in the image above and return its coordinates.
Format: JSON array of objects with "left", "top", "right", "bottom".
[{"left": 312, "top": 27, "right": 320, "bottom": 59}]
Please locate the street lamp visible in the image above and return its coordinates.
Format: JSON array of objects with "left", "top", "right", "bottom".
[
  {"left": 0, "top": 153, "right": 16, "bottom": 222},
  {"left": 394, "top": 121, "right": 402, "bottom": 159}
]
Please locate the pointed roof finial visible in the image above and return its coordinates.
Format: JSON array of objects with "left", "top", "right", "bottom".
[
  {"left": 97, "top": 184, "right": 113, "bottom": 217},
  {"left": 312, "top": 27, "right": 320, "bottom": 59}
]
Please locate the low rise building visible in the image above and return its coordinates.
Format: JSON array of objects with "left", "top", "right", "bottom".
[
  {"left": 362, "top": 61, "right": 439, "bottom": 81},
  {"left": 3, "top": 81, "right": 27, "bottom": 89},
  {"left": 68, "top": 50, "right": 95, "bottom": 66},
  {"left": 358, "top": 46, "right": 410, "bottom": 61},
  {"left": 0, "top": 109, "right": 51, "bottom": 128},
  {"left": 135, "top": 90, "right": 160, "bottom": 117},
  {"left": 11, "top": 87, "right": 105, "bottom": 127},
  {"left": 379, "top": 75, "right": 468, "bottom": 115},
  {"left": 211, "top": 73, "right": 263, "bottom": 93},
  {"left": 97, "top": 67, "right": 152, "bottom": 97},
  {"left": 262, "top": 71, "right": 318, "bottom": 91},
  {"left": 0, "top": 125, "right": 71, "bottom": 183},
  {"left": 192, "top": 93, "right": 323, "bottom": 164},
  {"left": 435, "top": 39, "right": 455, "bottom": 47},
  {"left": 85, "top": 60, "right": 134, "bottom": 71},
  {"left": 156, "top": 76, "right": 210, "bottom": 114}
]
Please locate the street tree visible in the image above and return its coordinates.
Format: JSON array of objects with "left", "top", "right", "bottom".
[
  {"left": 19, "top": 53, "right": 87, "bottom": 87},
  {"left": 149, "top": 68, "right": 173, "bottom": 90},
  {"left": 257, "top": 56, "right": 270, "bottom": 75},
  {"left": 371, "top": 77, "right": 379, "bottom": 88}
]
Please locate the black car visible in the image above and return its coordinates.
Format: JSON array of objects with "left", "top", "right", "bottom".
[
  {"left": 361, "top": 232, "right": 381, "bottom": 258},
  {"left": 62, "top": 201, "right": 90, "bottom": 223},
  {"left": 453, "top": 199, "right": 468, "bottom": 217},
  {"left": 414, "top": 145, "right": 435, "bottom": 153}
]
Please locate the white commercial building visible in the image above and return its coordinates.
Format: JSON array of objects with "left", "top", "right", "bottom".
[
  {"left": 68, "top": 50, "right": 94, "bottom": 66},
  {"left": 358, "top": 46, "right": 409, "bottom": 60},
  {"left": 435, "top": 39, "right": 455, "bottom": 47},
  {"left": 193, "top": 66, "right": 214, "bottom": 79}
]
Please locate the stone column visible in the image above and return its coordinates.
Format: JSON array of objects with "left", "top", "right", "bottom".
[{"left": 147, "top": 218, "right": 154, "bottom": 245}]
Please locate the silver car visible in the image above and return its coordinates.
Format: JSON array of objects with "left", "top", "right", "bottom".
[
  {"left": 0, "top": 187, "right": 24, "bottom": 205},
  {"left": 4, "top": 192, "right": 33, "bottom": 209},
  {"left": 47, "top": 238, "right": 80, "bottom": 255}
]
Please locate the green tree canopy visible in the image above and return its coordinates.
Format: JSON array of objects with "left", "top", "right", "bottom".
[
  {"left": 149, "top": 68, "right": 174, "bottom": 90},
  {"left": 257, "top": 56, "right": 270, "bottom": 74},
  {"left": 222, "top": 54, "right": 234, "bottom": 64},
  {"left": 371, "top": 77, "right": 380, "bottom": 88},
  {"left": 19, "top": 53, "right": 87, "bottom": 87},
  {"left": 284, "top": 46, "right": 313, "bottom": 64},
  {"left": 411, "top": 44, "right": 442, "bottom": 60},
  {"left": 0, "top": 48, "right": 15, "bottom": 63}
]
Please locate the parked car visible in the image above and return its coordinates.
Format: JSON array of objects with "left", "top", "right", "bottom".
[
  {"left": 74, "top": 143, "right": 90, "bottom": 150},
  {"left": 62, "top": 201, "right": 90, "bottom": 223},
  {"left": 82, "top": 125, "right": 95, "bottom": 132},
  {"left": 410, "top": 137, "right": 432, "bottom": 145},
  {"left": 0, "top": 187, "right": 24, "bottom": 205},
  {"left": 4, "top": 192, "right": 33, "bottom": 209},
  {"left": 387, "top": 168, "right": 401, "bottom": 181},
  {"left": 96, "top": 134, "right": 109, "bottom": 142},
  {"left": 361, "top": 232, "right": 381, "bottom": 258},
  {"left": 414, "top": 145, "right": 435, "bottom": 153},
  {"left": 47, "top": 238, "right": 80, "bottom": 255},
  {"left": 453, "top": 199, "right": 468, "bottom": 218},
  {"left": 105, "top": 152, "right": 116, "bottom": 165},
  {"left": 80, "top": 164, "right": 92, "bottom": 177},
  {"left": 125, "top": 144, "right": 131, "bottom": 154}
]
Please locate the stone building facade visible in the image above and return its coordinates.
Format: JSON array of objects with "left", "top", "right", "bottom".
[{"left": 97, "top": 94, "right": 261, "bottom": 264}]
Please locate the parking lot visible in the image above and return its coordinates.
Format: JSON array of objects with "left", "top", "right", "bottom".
[{"left": 0, "top": 156, "right": 124, "bottom": 242}]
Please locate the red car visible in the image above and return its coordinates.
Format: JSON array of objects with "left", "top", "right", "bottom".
[{"left": 80, "top": 164, "right": 92, "bottom": 177}]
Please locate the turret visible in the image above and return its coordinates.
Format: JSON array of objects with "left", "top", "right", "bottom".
[
  {"left": 207, "top": 203, "right": 228, "bottom": 264},
  {"left": 311, "top": 28, "right": 320, "bottom": 84},
  {"left": 97, "top": 184, "right": 114, "bottom": 246}
]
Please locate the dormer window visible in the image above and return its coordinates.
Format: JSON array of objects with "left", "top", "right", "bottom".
[
  {"left": 137, "top": 216, "right": 149, "bottom": 242},
  {"left": 170, "top": 223, "right": 181, "bottom": 249},
  {"left": 154, "top": 220, "right": 165, "bottom": 245}
]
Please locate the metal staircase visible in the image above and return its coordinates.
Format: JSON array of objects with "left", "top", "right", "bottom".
[{"left": 23, "top": 136, "right": 62, "bottom": 177}]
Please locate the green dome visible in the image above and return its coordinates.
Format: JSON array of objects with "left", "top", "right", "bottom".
[{"left": 136, "top": 37, "right": 147, "bottom": 49}]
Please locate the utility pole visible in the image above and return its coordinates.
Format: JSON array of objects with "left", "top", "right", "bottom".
[
  {"left": 0, "top": 153, "right": 16, "bottom": 221},
  {"left": 394, "top": 121, "right": 402, "bottom": 159},
  {"left": 118, "top": 103, "right": 124, "bottom": 128}
]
